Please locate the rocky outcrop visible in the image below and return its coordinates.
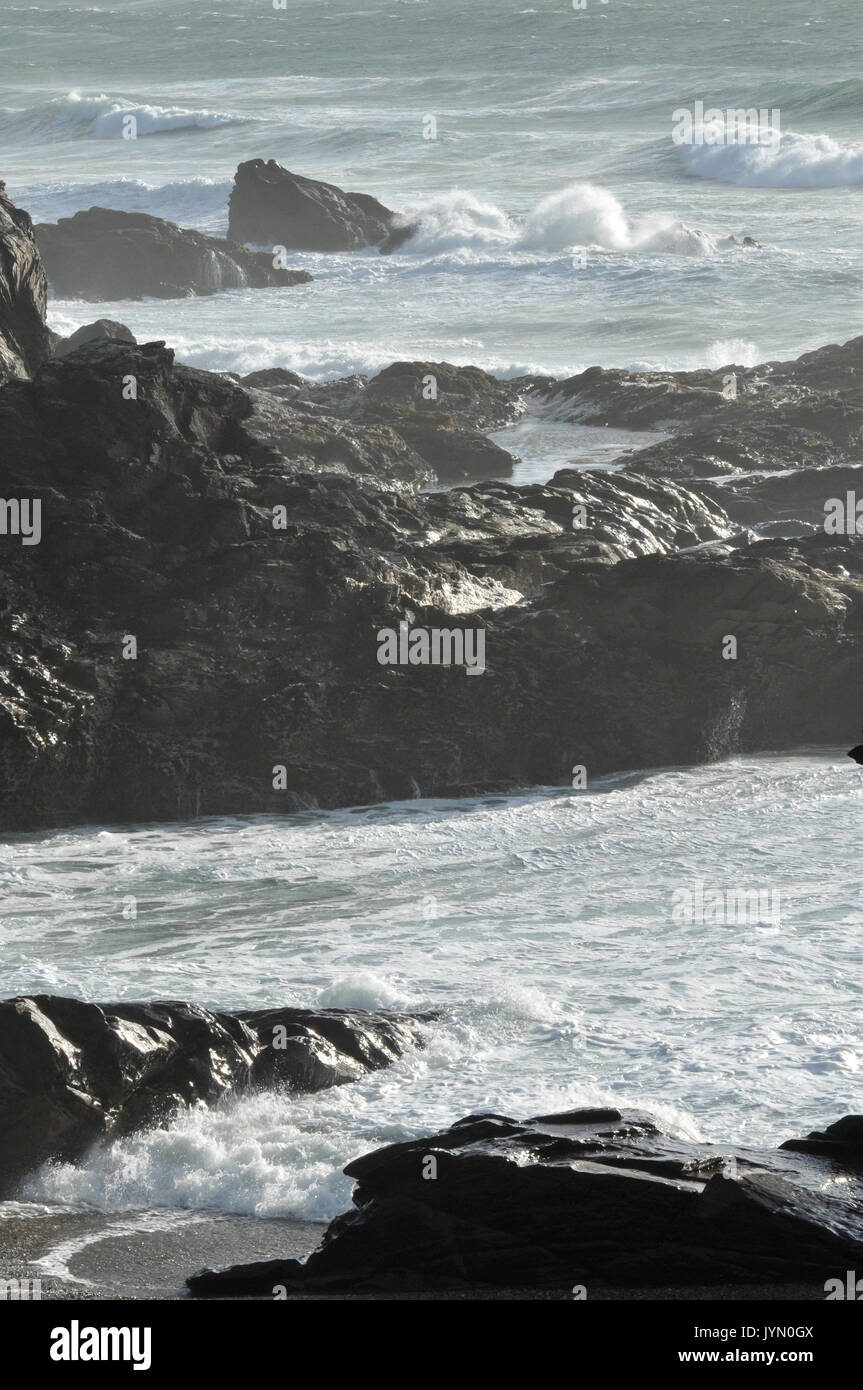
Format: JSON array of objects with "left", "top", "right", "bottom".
[
  {"left": 54, "top": 318, "right": 137, "bottom": 358},
  {"left": 35, "top": 207, "right": 312, "bottom": 300},
  {"left": 0, "top": 182, "right": 51, "bottom": 379},
  {"left": 546, "top": 341, "right": 863, "bottom": 456},
  {"left": 228, "top": 159, "right": 396, "bottom": 252},
  {"left": 249, "top": 359, "right": 527, "bottom": 483},
  {"left": 0, "top": 993, "right": 435, "bottom": 1193},
  {"left": 0, "top": 337, "right": 862, "bottom": 830},
  {"left": 187, "top": 1106, "right": 863, "bottom": 1294}
]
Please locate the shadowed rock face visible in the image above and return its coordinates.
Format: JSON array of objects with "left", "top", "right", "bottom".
[
  {"left": 0, "top": 183, "right": 51, "bottom": 379},
  {"left": 187, "top": 1108, "right": 863, "bottom": 1294},
  {"left": 1, "top": 337, "right": 862, "bottom": 831},
  {"left": 228, "top": 159, "right": 396, "bottom": 252},
  {"left": 35, "top": 207, "right": 313, "bottom": 300},
  {"left": 0, "top": 994, "right": 435, "bottom": 1194}
]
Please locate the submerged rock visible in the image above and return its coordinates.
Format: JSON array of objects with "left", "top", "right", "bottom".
[
  {"left": 188, "top": 1107, "right": 863, "bottom": 1293},
  {"left": 0, "top": 994, "right": 435, "bottom": 1193},
  {"left": 228, "top": 159, "right": 396, "bottom": 252},
  {"left": 0, "top": 183, "right": 51, "bottom": 379},
  {"left": 35, "top": 207, "right": 312, "bottom": 300}
]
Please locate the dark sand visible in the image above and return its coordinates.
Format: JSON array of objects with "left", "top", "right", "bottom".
[
  {"left": 0, "top": 1210, "right": 827, "bottom": 1301},
  {"left": 0, "top": 1210, "right": 324, "bottom": 1300}
]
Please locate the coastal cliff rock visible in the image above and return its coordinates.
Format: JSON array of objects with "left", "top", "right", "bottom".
[
  {"left": 0, "top": 994, "right": 435, "bottom": 1193},
  {"left": 187, "top": 1107, "right": 863, "bottom": 1293},
  {"left": 35, "top": 207, "right": 312, "bottom": 300},
  {"left": 0, "top": 183, "right": 51, "bottom": 379},
  {"left": 0, "top": 338, "right": 862, "bottom": 830},
  {"left": 228, "top": 159, "right": 396, "bottom": 252}
]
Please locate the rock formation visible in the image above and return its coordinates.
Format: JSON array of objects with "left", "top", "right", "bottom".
[
  {"left": 0, "top": 183, "right": 51, "bottom": 379},
  {"left": 187, "top": 1106, "right": 863, "bottom": 1294},
  {"left": 228, "top": 159, "right": 397, "bottom": 252},
  {"left": 54, "top": 318, "right": 137, "bottom": 358},
  {"left": 0, "top": 993, "right": 435, "bottom": 1194},
  {"left": 2, "top": 190, "right": 863, "bottom": 832},
  {"left": 35, "top": 207, "right": 312, "bottom": 300},
  {"left": 1, "top": 332, "right": 862, "bottom": 831}
]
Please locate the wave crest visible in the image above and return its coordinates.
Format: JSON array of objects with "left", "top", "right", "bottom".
[
  {"left": 0, "top": 91, "right": 251, "bottom": 143},
  {"left": 396, "top": 183, "right": 721, "bottom": 258},
  {"left": 678, "top": 128, "right": 863, "bottom": 188}
]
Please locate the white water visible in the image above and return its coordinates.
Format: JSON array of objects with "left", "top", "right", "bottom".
[{"left": 4, "top": 750, "right": 862, "bottom": 1222}]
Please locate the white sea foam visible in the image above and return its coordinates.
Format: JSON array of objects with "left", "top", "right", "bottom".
[
  {"left": 394, "top": 184, "right": 720, "bottom": 258},
  {"left": 678, "top": 128, "right": 863, "bottom": 187}
]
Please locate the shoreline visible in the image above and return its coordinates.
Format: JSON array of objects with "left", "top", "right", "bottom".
[{"left": 0, "top": 1211, "right": 829, "bottom": 1301}]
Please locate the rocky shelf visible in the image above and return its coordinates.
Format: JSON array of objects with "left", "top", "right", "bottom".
[{"left": 188, "top": 1107, "right": 863, "bottom": 1295}]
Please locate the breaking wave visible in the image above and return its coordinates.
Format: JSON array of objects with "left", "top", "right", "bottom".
[
  {"left": 391, "top": 183, "right": 723, "bottom": 258},
  {"left": 677, "top": 128, "right": 863, "bottom": 188},
  {"left": 0, "top": 91, "right": 253, "bottom": 143}
]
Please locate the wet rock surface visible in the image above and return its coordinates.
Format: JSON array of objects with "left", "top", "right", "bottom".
[
  {"left": 187, "top": 1107, "right": 863, "bottom": 1294},
  {"left": 0, "top": 184, "right": 51, "bottom": 379},
  {"left": 0, "top": 993, "right": 435, "bottom": 1194},
  {"left": 1, "top": 335, "right": 863, "bottom": 830},
  {"left": 35, "top": 207, "right": 312, "bottom": 300},
  {"left": 228, "top": 159, "right": 396, "bottom": 252},
  {"left": 2, "top": 193, "right": 863, "bottom": 831}
]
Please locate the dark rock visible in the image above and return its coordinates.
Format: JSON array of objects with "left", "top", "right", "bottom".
[
  {"left": 54, "top": 319, "right": 137, "bottom": 358},
  {"left": 0, "top": 993, "right": 435, "bottom": 1193},
  {"left": 0, "top": 182, "right": 51, "bottom": 379},
  {"left": 35, "top": 207, "right": 312, "bottom": 300},
  {"left": 228, "top": 159, "right": 396, "bottom": 252},
  {"left": 543, "top": 337, "right": 863, "bottom": 452},
  {"left": 546, "top": 468, "right": 734, "bottom": 553},
  {"left": 714, "top": 461, "right": 863, "bottom": 535},
  {"left": 781, "top": 1115, "right": 863, "bottom": 1166},
  {"left": 379, "top": 220, "right": 421, "bottom": 255},
  {"left": 240, "top": 367, "right": 306, "bottom": 393},
  {"left": 364, "top": 361, "right": 523, "bottom": 432},
  {"left": 188, "top": 1108, "right": 863, "bottom": 1294},
  {"left": 1, "top": 339, "right": 863, "bottom": 830},
  {"left": 260, "top": 360, "right": 528, "bottom": 484}
]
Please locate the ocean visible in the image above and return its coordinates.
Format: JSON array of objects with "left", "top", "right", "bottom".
[
  {"left": 1, "top": 0, "right": 862, "bottom": 1293},
  {"left": 2, "top": 751, "right": 861, "bottom": 1245},
  {"left": 1, "top": 0, "right": 862, "bottom": 382}
]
